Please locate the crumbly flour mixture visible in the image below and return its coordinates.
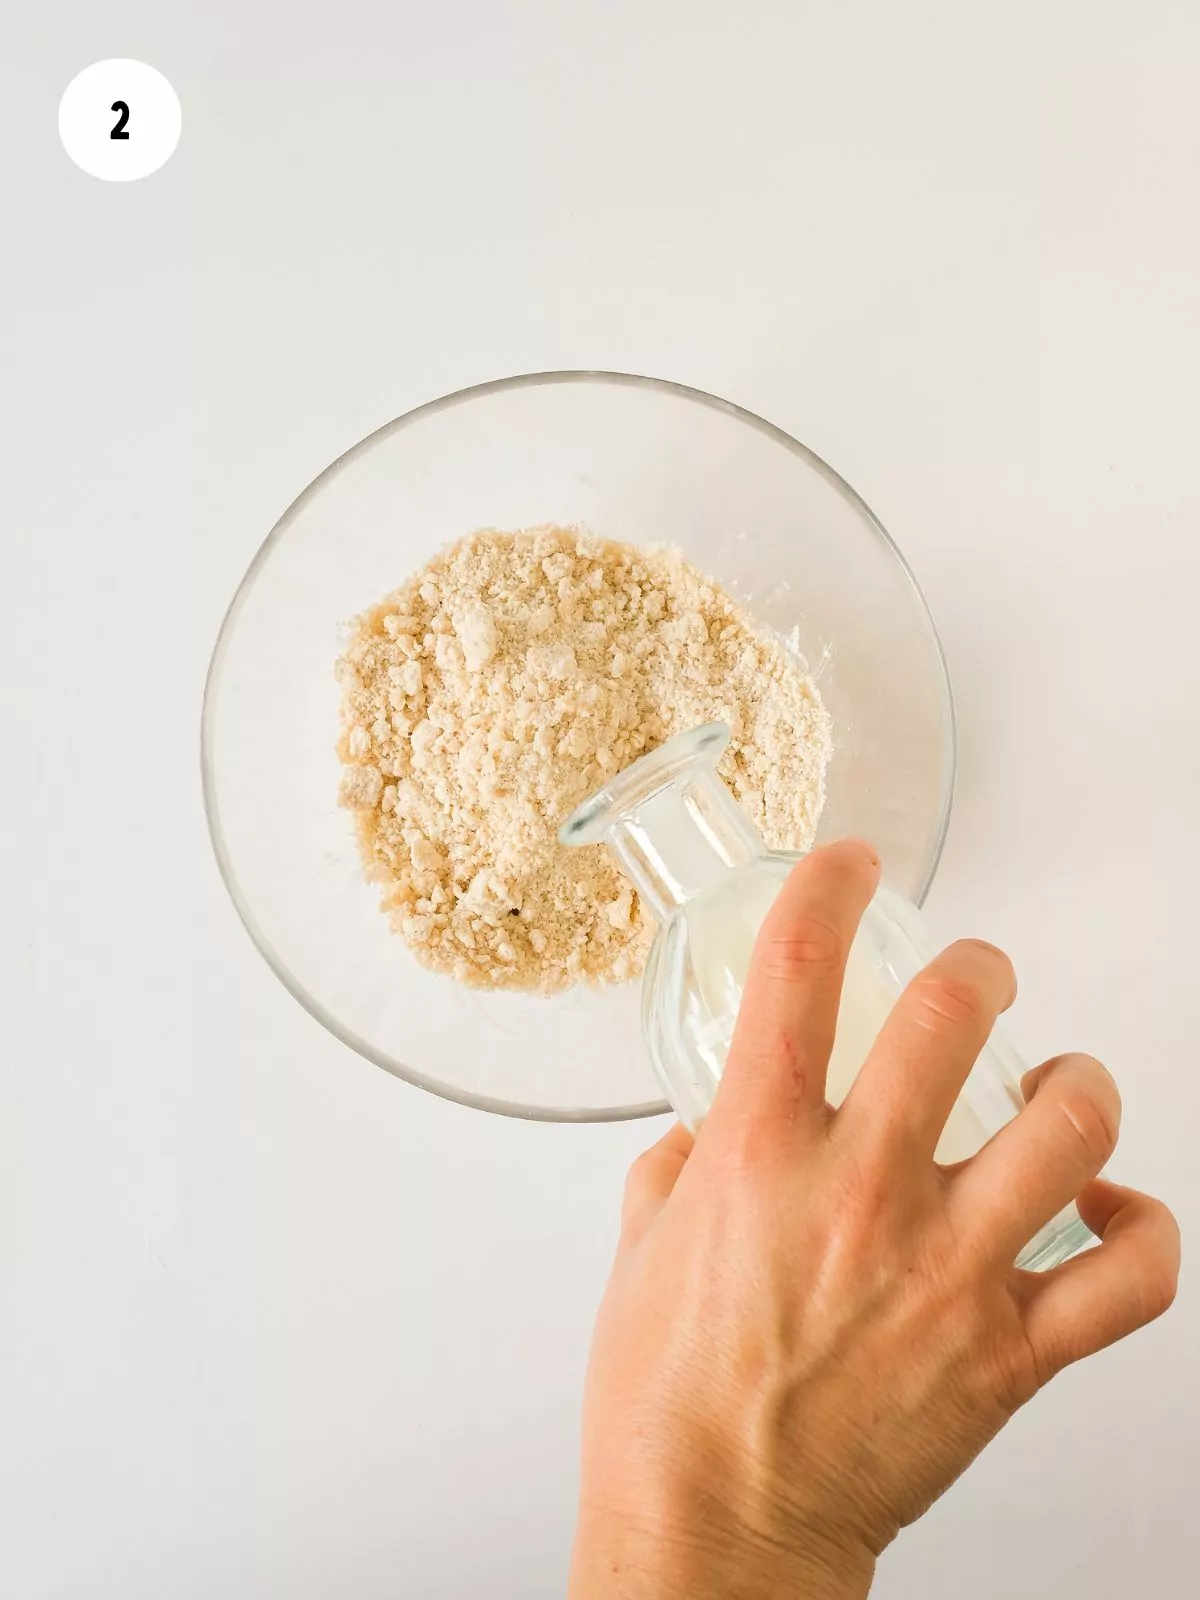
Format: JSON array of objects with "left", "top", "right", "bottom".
[{"left": 336, "top": 525, "right": 831, "bottom": 993}]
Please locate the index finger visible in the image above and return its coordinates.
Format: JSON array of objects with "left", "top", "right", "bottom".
[{"left": 708, "top": 839, "right": 880, "bottom": 1144}]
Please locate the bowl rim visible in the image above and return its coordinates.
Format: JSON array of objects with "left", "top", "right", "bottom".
[{"left": 200, "top": 369, "right": 957, "bottom": 1124}]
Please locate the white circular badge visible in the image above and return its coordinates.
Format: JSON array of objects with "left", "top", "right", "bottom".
[{"left": 58, "top": 59, "right": 181, "bottom": 182}]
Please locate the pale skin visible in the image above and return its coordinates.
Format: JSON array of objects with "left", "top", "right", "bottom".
[{"left": 569, "top": 840, "right": 1181, "bottom": 1600}]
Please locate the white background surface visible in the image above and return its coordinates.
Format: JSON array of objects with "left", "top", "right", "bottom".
[{"left": 5, "top": 2, "right": 1199, "bottom": 1596}]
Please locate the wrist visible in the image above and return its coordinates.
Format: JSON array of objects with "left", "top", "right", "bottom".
[{"left": 569, "top": 1503, "right": 875, "bottom": 1600}]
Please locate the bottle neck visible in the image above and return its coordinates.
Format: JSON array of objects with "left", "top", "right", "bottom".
[
  {"left": 605, "top": 772, "right": 764, "bottom": 921},
  {"left": 559, "top": 724, "right": 766, "bottom": 924}
]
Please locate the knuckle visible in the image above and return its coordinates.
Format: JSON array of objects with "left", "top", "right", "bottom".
[
  {"left": 758, "top": 915, "right": 844, "bottom": 981},
  {"left": 1136, "top": 1202, "right": 1180, "bottom": 1320},
  {"left": 708, "top": 1102, "right": 802, "bottom": 1184},
  {"left": 624, "top": 1150, "right": 657, "bottom": 1200},
  {"left": 910, "top": 972, "right": 988, "bottom": 1032},
  {"left": 715, "top": 1109, "right": 779, "bottom": 1175},
  {"left": 969, "top": 1307, "right": 1043, "bottom": 1413},
  {"left": 1055, "top": 1077, "right": 1121, "bottom": 1169},
  {"left": 1140, "top": 1261, "right": 1180, "bottom": 1322}
]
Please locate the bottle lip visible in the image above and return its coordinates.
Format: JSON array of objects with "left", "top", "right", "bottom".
[{"left": 559, "top": 722, "right": 732, "bottom": 847}]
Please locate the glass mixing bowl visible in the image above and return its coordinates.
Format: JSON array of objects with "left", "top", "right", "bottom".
[{"left": 202, "top": 372, "right": 954, "bottom": 1121}]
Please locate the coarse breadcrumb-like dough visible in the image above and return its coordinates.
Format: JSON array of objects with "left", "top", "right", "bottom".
[{"left": 336, "top": 525, "right": 832, "bottom": 993}]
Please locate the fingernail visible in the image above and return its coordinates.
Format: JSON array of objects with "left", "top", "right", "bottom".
[{"left": 844, "top": 836, "right": 882, "bottom": 870}]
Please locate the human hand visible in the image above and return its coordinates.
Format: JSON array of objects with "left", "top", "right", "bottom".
[{"left": 569, "top": 840, "right": 1180, "bottom": 1600}]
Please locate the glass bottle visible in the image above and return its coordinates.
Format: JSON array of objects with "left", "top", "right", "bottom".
[{"left": 562, "top": 722, "right": 1091, "bottom": 1271}]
